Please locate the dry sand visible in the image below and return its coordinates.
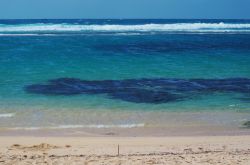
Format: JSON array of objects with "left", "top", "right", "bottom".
[{"left": 0, "top": 136, "right": 250, "bottom": 164}]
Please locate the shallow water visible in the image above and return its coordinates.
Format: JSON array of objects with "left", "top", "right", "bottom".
[{"left": 0, "top": 19, "right": 250, "bottom": 130}]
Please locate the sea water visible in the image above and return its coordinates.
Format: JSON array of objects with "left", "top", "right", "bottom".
[{"left": 0, "top": 19, "right": 250, "bottom": 130}]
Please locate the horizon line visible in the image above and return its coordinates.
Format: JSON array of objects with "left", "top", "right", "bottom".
[{"left": 0, "top": 18, "right": 250, "bottom": 20}]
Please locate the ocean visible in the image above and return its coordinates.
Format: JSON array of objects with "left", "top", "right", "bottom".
[{"left": 0, "top": 19, "right": 250, "bottom": 132}]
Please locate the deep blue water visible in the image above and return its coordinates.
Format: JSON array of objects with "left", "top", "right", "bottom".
[{"left": 0, "top": 19, "right": 250, "bottom": 129}]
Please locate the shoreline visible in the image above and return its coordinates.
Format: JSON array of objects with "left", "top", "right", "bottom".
[
  {"left": 1, "top": 110, "right": 250, "bottom": 137},
  {"left": 1, "top": 123, "right": 250, "bottom": 137},
  {"left": 0, "top": 135, "right": 250, "bottom": 164}
]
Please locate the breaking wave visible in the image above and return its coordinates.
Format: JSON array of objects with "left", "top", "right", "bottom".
[
  {"left": 7, "top": 123, "right": 145, "bottom": 130},
  {"left": 0, "top": 23, "right": 250, "bottom": 33},
  {"left": 0, "top": 113, "right": 15, "bottom": 118}
]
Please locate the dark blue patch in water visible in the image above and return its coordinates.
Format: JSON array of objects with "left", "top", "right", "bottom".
[
  {"left": 25, "top": 78, "right": 250, "bottom": 104},
  {"left": 94, "top": 34, "right": 250, "bottom": 54}
]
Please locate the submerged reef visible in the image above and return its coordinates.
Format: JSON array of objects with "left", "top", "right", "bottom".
[{"left": 25, "top": 78, "right": 250, "bottom": 104}]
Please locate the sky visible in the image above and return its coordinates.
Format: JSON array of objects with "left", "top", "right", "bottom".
[{"left": 0, "top": 0, "right": 249, "bottom": 19}]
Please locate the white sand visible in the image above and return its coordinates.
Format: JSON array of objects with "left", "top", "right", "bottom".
[{"left": 0, "top": 136, "right": 250, "bottom": 164}]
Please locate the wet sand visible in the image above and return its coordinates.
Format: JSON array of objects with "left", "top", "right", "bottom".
[{"left": 0, "top": 136, "right": 250, "bottom": 164}]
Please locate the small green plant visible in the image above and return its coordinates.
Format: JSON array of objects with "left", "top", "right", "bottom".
[{"left": 243, "top": 121, "right": 250, "bottom": 128}]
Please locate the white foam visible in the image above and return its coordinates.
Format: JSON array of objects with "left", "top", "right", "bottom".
[
  {"left": 8, "top": 123, "right": 145, "bottom": 130},
  {"left": 0, "top": 23, "right": 250, "bottom": 33},
  {"left": 0, "top": 113, "right": 15, "bottom": 118}
]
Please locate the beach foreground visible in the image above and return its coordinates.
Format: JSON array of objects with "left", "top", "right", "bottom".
[{"left": 0, "top": 136, "right": 250, "bottom": 164}]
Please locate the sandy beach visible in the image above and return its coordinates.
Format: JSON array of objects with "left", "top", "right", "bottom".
[{"left": 0, "top": 136, "right": 250, "bottom": 164}]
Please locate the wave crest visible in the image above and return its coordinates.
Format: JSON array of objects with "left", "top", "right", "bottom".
[
  {"left": 0, "top": 23, "right": 250, "bottom": 33},
  {"left": 7, "top": 123, "right": 145, "bottom": 130},
  {"left": 0, "top": 113, "right": 15, "bottom": 118}
]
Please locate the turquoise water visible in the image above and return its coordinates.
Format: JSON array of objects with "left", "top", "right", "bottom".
[{"left": 0, "top": 19, "right": 250, "bottom": 129}]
